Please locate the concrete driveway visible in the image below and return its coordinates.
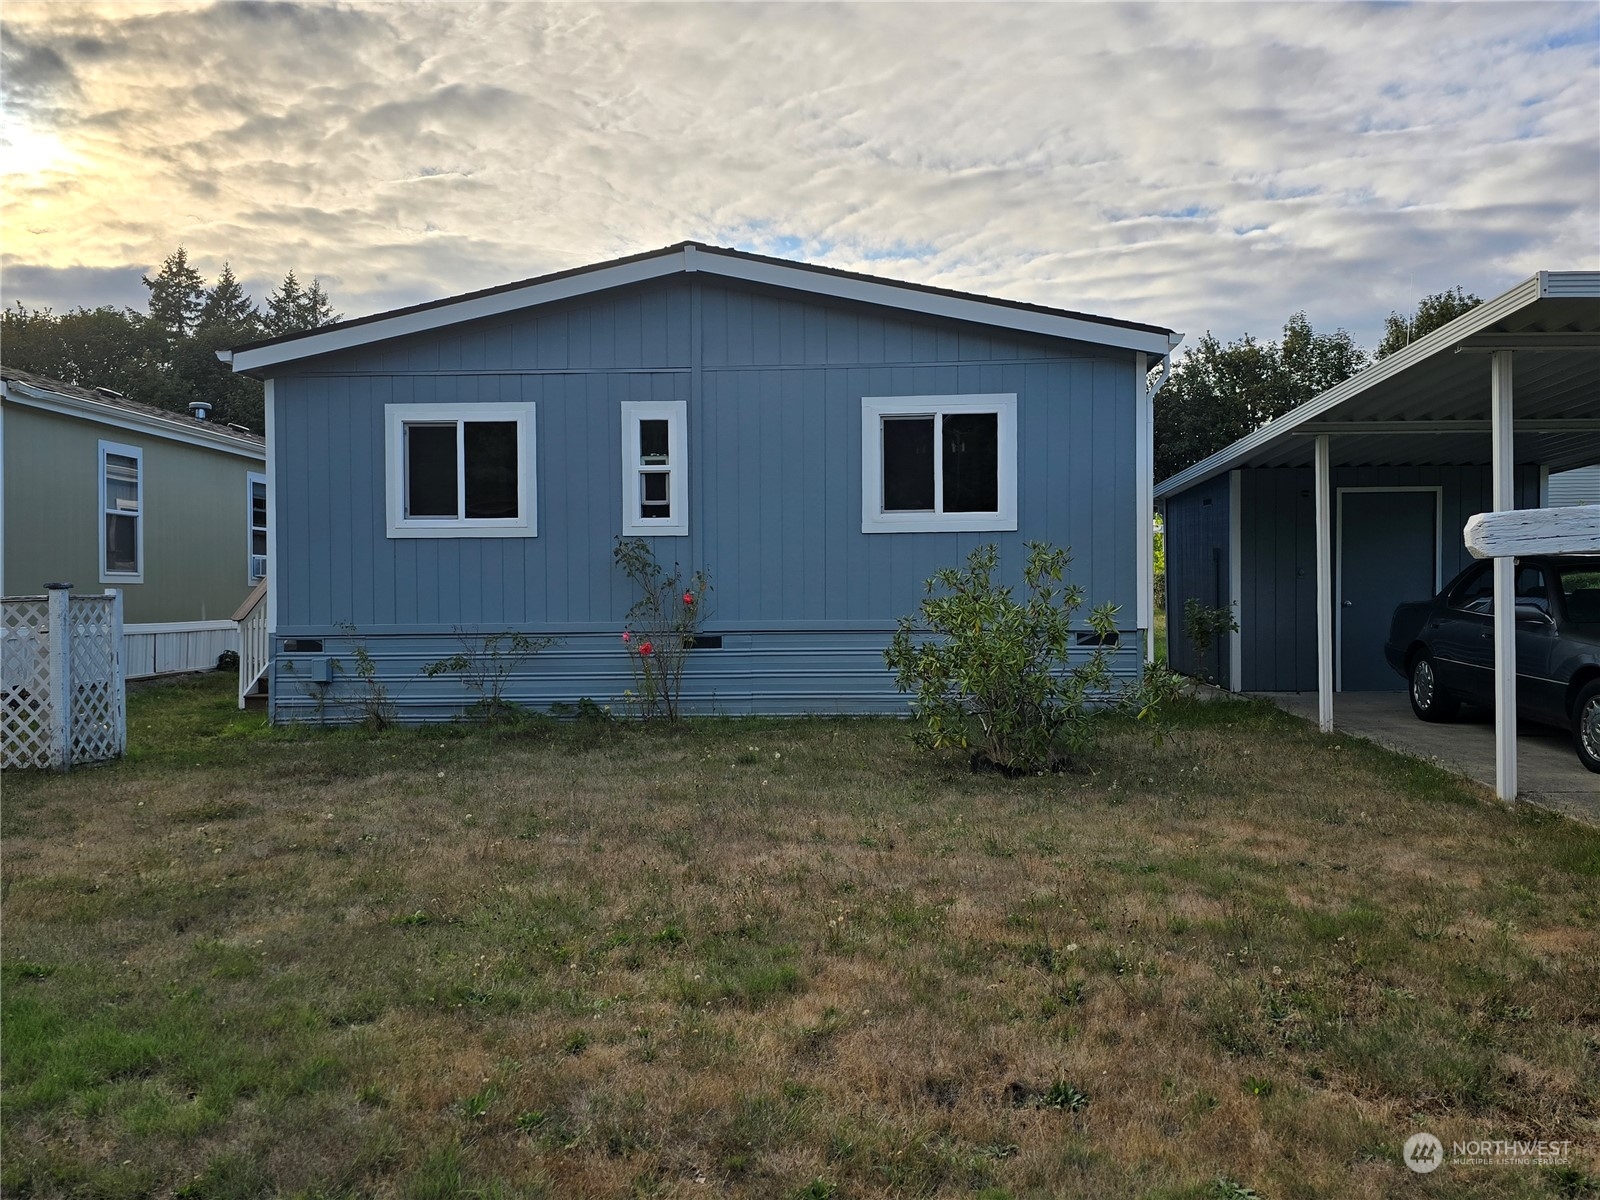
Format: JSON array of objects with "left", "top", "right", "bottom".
[{"left": 1250, "top": 691, "right": 1599, "bottom": 824}]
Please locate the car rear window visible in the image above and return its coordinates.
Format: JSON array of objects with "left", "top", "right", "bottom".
[
  {"left": 1448, "top": 565, "right": 1493, "bottom": 613},
  {"left": 1555, "top": 562, "right": 1600, "bottom": 624}
]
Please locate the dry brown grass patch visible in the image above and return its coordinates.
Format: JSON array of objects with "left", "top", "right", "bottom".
[{"left": 2, "top": 680, "right": 1596, "bottom": 1198}]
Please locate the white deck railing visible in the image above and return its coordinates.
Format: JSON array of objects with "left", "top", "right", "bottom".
[{"left": 233, "top": 578, "right": 269, "bottom": 710}]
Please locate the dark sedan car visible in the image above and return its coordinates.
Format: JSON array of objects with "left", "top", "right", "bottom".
[{"left": 1384, "top": 555, "right": 1600, "bottom": 773}]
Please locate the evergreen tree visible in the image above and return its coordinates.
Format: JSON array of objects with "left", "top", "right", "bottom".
[
  {"left": 264, "top": 270, "right": 340, "bottom": 336},
  {"left": 185, "top": 261, "right": 267, "bottom": 429},
  {"left": 1, "top": 248, "right": 340, "bottom": 435},
  {"left": 301, "top": 277, "right": 339, "bottom": 329},
  {"left": 1376, "top": 287, "right": 1483, "bottom": 359},
  {"left": 263, "top": 270, "right": 306, "bottom": 337},
  {"left": 197, "top": 261, "right": 259, "bottom": 333},
  {"left": 141, "top": 246, "right": 206, "bottom": 340}
]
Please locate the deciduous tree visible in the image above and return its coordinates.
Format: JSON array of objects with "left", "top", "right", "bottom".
[
  {"left": 1376, "top": 287, "right": 1483, "bottom": 358},
  {"left": 1156, "top": 312, "right": 1371, "bottom": 482}
]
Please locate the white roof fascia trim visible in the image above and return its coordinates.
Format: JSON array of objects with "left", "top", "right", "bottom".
[
  {"left": 228, "top": 253, "right": 689, "bottom": 374},
  {"left": 1154, "top": 274, "right": 1545, "bottom": 500},
  {"left": 0, "top": 381, "right": 266, "bottom": 459},
  {"left": 228, "top": 245, "right": 1181, "bottom": 374},
  {"left": 693, "top": 250, "right": 1179, "bottom": 356},
  {"left": 1540, "top": 270, "right": 1600, "bottom": 297}
]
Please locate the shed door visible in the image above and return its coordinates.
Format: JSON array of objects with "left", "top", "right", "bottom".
[{"left": 1338, "top": 490, "right": 1438, "bottom": 691}]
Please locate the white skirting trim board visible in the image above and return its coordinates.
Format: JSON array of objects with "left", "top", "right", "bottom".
[{"left": 124, "top": 620, "right": 241, "bottom": 680}]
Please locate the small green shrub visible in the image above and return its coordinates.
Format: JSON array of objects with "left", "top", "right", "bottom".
[
  {"left": 1182, "top": 599, "right": 1238, "bottom": 685},
  {"left": 333, "top": 622, "right": 398, "bottom": 728},
  {"left": 883, "top": 542, "right": 1120, "bottom": 774},
  {"left": 422, "top": 627, "right": 559, "bottom": 724}
]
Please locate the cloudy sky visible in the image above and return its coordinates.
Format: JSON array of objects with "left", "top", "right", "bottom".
[{"left": 3, "top": 1, "right": 1596, "bottom": 350}]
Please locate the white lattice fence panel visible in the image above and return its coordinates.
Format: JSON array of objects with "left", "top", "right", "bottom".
[
  {"left": 1, "top": 599, "right": 52, "bottom": 769},
  {"left": 68, "top": 595, "right": 125, "bottom": 764}
]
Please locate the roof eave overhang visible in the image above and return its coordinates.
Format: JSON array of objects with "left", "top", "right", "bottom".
[
  {"left": 0, "top": 380, "right": 266, "bottom": 459},
  {"left": 224, "top": 245, "right": 1181, "bottom": 376},
  {"left": 1153, "top": 272, "right": 1600, "bottom": 500}
]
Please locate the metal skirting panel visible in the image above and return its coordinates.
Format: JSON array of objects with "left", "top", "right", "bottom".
[{"left": 267, "top": 630, "right": 1148, "bottom": 724}]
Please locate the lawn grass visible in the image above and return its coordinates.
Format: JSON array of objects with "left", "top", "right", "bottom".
[{"left": 3, "top": 672, "right": 1597, "bottom": 1198}]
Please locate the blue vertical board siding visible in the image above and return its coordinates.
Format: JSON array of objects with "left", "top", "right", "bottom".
[
  {"left": 1161, "top": 475, "right": 1230, "bottom": 683},
  {"left": 268, "top": 276, "right": 1147, "bottom": 722},
  {"left": 1208, "top": 462, "right": 1543, "bottom": 692}
]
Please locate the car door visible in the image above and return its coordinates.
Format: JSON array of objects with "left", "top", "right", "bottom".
[
  {"left": 1508, "top": 563, "right": 1563, "bottom": 725},
  {"left": 1430, "top": 562, "right": 1560, "bottom": 717},
  {"left": 1429, "top": 563, "right": 1493, "bottom": 701}
]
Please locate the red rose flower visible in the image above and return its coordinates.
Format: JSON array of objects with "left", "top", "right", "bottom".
[
  {"left": 621, "top": 631, "right": 631, "bottom": 643},
  {"left": 639, "top": 641, "right": 654, "bottom": 656},
  {"left": 683, "top": 591, "right": 695, "bottom": 605}
]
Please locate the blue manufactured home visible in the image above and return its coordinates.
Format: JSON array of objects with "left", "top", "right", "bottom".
[{"left": 222, "top": 243, "right": 1181, "bottom": 722}]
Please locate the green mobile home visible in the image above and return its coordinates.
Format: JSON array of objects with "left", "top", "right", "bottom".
[{"left": 0, "top": 367, "right": 267, "bottom": 677}]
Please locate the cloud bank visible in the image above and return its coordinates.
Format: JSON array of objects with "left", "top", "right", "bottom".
[{"left": 2, "top": 1, "right": 1596, "bottom": 348}]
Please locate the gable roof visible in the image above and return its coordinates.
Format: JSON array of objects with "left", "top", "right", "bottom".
[
  {"left": 0, "top": 365, "right": 264, "bottom": 458},
  {"left": 219, "top": 241, "right": 1183, "bottom": 376},
  {"left": 1154, "top": 271, "right": 1600, "bottom": 499}
]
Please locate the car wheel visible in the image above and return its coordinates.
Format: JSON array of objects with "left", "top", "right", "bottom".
[
  {"left": 1409, "top": 652, "right": 1460, "bottom": 722},
  {"left": 1574, "top": 680, "right": 1600, "bottom": 774}
]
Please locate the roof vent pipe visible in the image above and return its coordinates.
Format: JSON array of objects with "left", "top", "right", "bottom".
[{"left": 188, "top": 400, "right": 212, "bottom": 421}]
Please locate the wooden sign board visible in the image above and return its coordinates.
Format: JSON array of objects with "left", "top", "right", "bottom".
[{"left": 1464, "top": 505, "right": 1600, "bottom": 559}]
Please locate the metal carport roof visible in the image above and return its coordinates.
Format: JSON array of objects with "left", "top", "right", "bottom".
[
  {"left": 1153, "top": 269, "right": 1598, "bottom": 806},
  {"left": 1156, "top": 271, "right": 1600, "bottom": 500}
]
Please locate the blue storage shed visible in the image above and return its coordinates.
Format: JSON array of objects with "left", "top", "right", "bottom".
[
  {"left": 222, "top": 242, "right": 1182, "bottom": 722},
  {"left": 1158, "top": 271, "right": 1599, "bottom": 711}
]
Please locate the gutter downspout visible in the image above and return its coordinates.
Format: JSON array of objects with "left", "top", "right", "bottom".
[{"left": 1143, "top": 334, "right": 1183, "bottom": 662}]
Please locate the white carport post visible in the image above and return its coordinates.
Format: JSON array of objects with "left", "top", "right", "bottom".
[
  {"left": 1314, "top": 433, "right": 1334, "bottom": 733},
  {"left": 1490, "top": 351, "right": 1517, "bottom": 801}
]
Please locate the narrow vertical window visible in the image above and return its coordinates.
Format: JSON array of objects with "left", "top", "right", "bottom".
[
  {"left": 621, "top": 401, "right": 688, "bottom": 536},
  {"left": 99, "top": 440, "right": 143, "bottom": 582},
  {"left": 248, "top": 472, "right": 268, "bottom": 582}
]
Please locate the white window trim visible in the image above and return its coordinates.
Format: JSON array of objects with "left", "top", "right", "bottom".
[
  {"left": 384, "top": 403, "right": 537, "bottom": 539},
  {"left": 99, "top": 438, "right": 144, "bottom": 584},
  {"left": 620, "top": 400, "right": 688, "bottom": 537},
  {"left": 860, "top": 394, "right": 1018, "bottom": 534},
  {"left": 247, "top": 471, "right": 268, "bottom": 584}
]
